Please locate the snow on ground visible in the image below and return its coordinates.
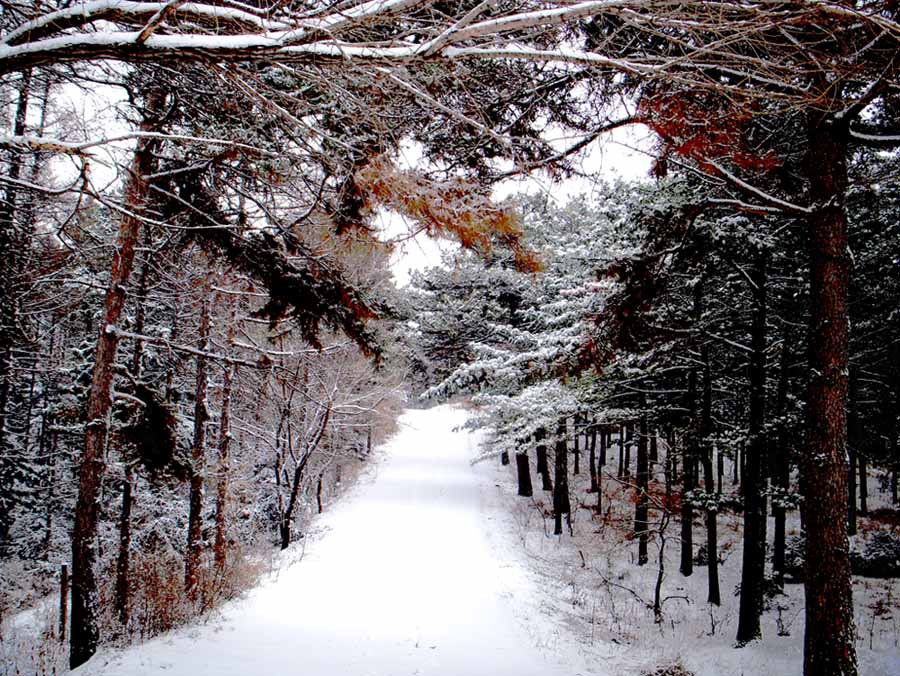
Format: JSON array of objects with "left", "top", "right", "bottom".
[
  {"left": 478, "top": 428, "right": 900, "bottom": 676},
  {"left": 74, "top": 405, "right": 590, "bottom": 676}
]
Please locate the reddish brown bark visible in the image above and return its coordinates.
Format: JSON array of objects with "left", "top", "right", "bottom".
[
  {"left": 69, "top": 96, "right": 163, "bottom": 669},
  {"left": 802, "top": 114, "right": 857, "bottom": 676}
]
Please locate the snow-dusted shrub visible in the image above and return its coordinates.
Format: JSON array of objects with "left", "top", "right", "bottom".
[
  {"left": 783, "top": 535, "right": 806, "bottom": 581},
  {"left": 785, "top": 532, "right": 900, "bottom": 580},
  {"left": 850, "top": 532, "right": 900, "bottom": 579}
]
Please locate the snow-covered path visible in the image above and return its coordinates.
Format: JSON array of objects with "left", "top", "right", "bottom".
[{"left": 78, "top": 405, "right": 575, "bottom": 676}]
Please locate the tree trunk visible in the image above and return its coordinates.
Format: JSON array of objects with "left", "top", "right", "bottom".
[
  {"left": 214, "top": 359, "right": 235, "bottom": 572},
  {"left": 535, "top": 427, "right": 552, "bottom": 491},
  {"left": 680, "top": 372, "right": 695, "bottom": 578},
  {"left": 114, "top": 466, "right": 133, "bottom": 627},
  {"left": 573, "top": 415, "right": 581, "bottom": 475},
  {"left": 624, "top": 423, "right": 632, "bottom": 477},
  {"left": 0, "top": 70, "right": 32, "bottom": 553},
  {"left": 588, "top": 427, "right": 598, "bottom": 493},
  {"left": 858, "top": 452, "right": 868, "bottom": 516},
  {"left": 114, "top": 241, "right": 152, "bottom": 626},
  {"left": 185, "top": 296, "right": 211, "bottom": 598},
  {"left": 716, "top": 445, "right": 724, "bottom": 495},
  {"left": 737, "top": 250, "right": 767, "bottom": 645},
  {"left": 773, "top": 338, "right": 792, "bottom": 581},
  {"left": 847, "top": 368, "right": 858, "bottom": 536},
  {"left": 59, "top": 564, "right": 69, "bottom": 642},
  {"left": 553, "top": 418, "right": 570, "bottom": 536},
  {"left": 801, "top": 114, "right": 857, "bottom": 676},
  {"left": 515, "top": 451, "right": 533, "bottom": 497},
  {"left": 69, "top": 93, "right": 164, "bottom": 670},
  {"left": 635, "top": 393, "right": 649, "bottom": 566},
  {"left": 617, "top": 425, "right": 625, "bottom": 478},
  {"left": 699, "top": 303, "right": 720, "bottom": 606}
]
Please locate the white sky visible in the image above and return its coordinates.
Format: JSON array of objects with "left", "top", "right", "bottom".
[{"left": 385, "top": 123, "right": 656, "bottom": 287}]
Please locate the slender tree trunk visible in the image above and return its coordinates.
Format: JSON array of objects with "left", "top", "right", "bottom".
[
  {"left": 858, "top": 452, "right": 868, "bottom": 516},
  {"left": 737, "top": 250, "right": 768, "bottom": 645},
  {"left": 42, "top": 431, "right": 57, "bottom": 558},
  {"left": 69, "top": 93, "right": 164, "bottom": 669},
  {"left": 801, "top": 114, "right": 857, "bottom": 676},
  {"left": 664, "top": 432, "right": 673, "bottom": 501},
  {"left": 553, "top": 418, "right": 570, "bottom": 536},
  {"left": 573, "top": 415, "right": 580, "bottom": 475},
  {"left": 185, "top": 296, "right": 211, "bottom": 598},
  {"left": 114, "top": 466, "right": 133, "bottom": 627},
  {"left": 59, "top": 564, "right": 69, "bottom": 642},
  {"left": 848, "top": 368, "right": 858, "bottom": 536},
  {"left": 773, "top": 338, "right": 791, "bottom": 581},
  {"left": 280, "top": 403, "right": 331, "bottom": 550},
  {"left": 624, "top": 423, "right": 632, "bottom": 478},
  {"left": 535, "top": 427, "right": 552, "bottom": 492},
  {"left": 114, "top": 238, "right": 152, "bottom": 627},
  {"left": 617, "top": 425, "right": 625, "bottom": 478},
  {"left": 214, "top": 359, "right": 235, "bottom": 572},
  {"left": 635, "top": 393, "right": 649, "bottom": 566},
  {"left": 716, "top": 445, "right": 724, "bottom": 495},
  {"left": 681, "top": 372, "right": 695, "bottom": 578},
  {"left": 699, "top": 301, "right": 720, "bottom": 605},
  {"left": 588, "top": 426, "right": 598, "bottom": 493}
]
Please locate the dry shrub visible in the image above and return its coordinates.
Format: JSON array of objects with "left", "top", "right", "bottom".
[
  {"left": 642, "top": 662, "right": 694, "bottom": 676},
  {"left": 101, "top": 542, "right": 269, "bottom": 644},
  {"left": 0, "top": 598, "right": 67, "bottom": 676}
]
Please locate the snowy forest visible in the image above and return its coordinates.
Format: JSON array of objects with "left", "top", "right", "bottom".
[{"left": 0, "top": 2, "right": 899, "bottom": 675}]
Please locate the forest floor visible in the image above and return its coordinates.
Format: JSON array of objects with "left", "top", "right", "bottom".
[
  {"left": 482, "top": 419, "right": 900, "bottom": 676},
  {"left": 71, "top": 404, "right": 589, "bottom": 675}
]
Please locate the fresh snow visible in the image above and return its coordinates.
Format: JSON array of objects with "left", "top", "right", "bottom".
[{"left": 75, "top": 405, "right": 584, "bottom": 676}]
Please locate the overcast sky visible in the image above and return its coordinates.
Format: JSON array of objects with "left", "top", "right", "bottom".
[{"left": 385, "top": 123, "right": 655, "bottom": 287}]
